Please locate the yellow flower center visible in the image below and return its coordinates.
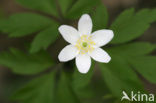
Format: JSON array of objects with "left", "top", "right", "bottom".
[{"left": 75, "top": 35, "right": 96, "bottom": 54}]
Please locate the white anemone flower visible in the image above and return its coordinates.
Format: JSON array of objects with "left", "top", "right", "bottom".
[{"left": 58, "top": 14, "right": 114, "bottom": 74}]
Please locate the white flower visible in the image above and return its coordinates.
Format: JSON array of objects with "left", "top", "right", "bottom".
[{"left": 58, "top": 14, "right": 114, "bottom": 74}]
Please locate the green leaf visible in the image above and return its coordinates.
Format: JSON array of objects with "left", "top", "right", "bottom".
[
  {"left": 56, "top": 71, "right": 80, "bottom": 103},
  {"left": 100, "top": 64, "right": 122, "bottom": 97},
  {"left": 0, "top": 13, "right": 53, "bottom": 37},
  {"left": 30, "top": 24, "right": 59, "bottom": 53},
  {"left": 105, "top": 42, "right": 156, "bottom": 85},
  {"left": 11, "top": 72, "right": 56, "bottom": 103},
  {"left": 15, "top": 0, "right": 58, "bottom": 16},
  {"left": 99, "top": 55, "right": 144, "bottom": 98},
  {"left": 127, "top": 56, "right": 156, "bottom": 84},
  {"left": 58, "top": 0, "right": 73, "bottom": 16},
  {"left": 92, "top": 4, "right": 108, "bottom": 31},
  {"left": 111, "top": 8, "right": 156, "bottom": 44},
  {"left": 66, "top": 0, "right": 100, "bottom": 19},
  {"left": 134, "top": 9, "right": 156, "bottom": 24},
  {"left": 107, "top": 42, "right": 156, "bottom": 57},
  {"left": 111, "top": 8, "right": 135, "bottom": 29},
  {"left": 0, "top": 48, "right": 53, "bottom": 75}
]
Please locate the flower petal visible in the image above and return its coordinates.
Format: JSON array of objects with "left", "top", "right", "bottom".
[
  {"left": 91, "top": 29, "right": 114, "bottom": 47},
  {"left": 89, "top": 48, "right": 111, "bottom": 63},
  {"left": 76, "top": 54, "right": 91, "bottom": 74},
  {"left": 58, "top": 45, "right": 78, "bottom": 62},
  {"left": 78, "top": 14, "right": 92, "bottom": 35},
  {"left": 59, "top": 25, "right": 79, "bottom": 44}
]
